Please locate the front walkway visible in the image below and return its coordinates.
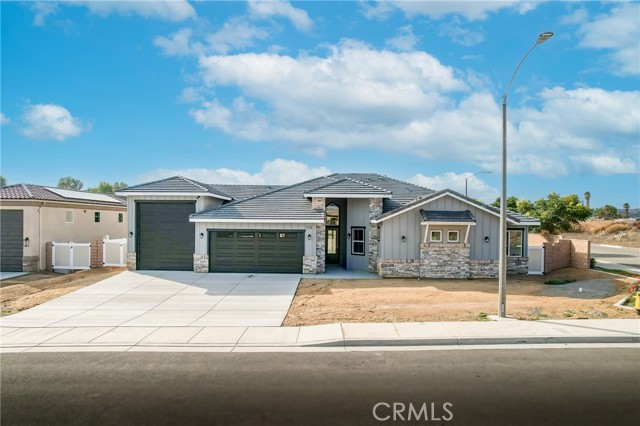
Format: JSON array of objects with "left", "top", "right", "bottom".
[{"left": 0, "top": 271, "right": 301, "bottom": 328}]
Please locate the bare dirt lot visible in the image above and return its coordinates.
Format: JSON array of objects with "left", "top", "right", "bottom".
[
  {"left": 283, "top": 268, "right": 638, "bottom": 326},
  {"left": 564, "top": 220, "right": 640, "bottom": 248},
  {"left": 1, "top": 267, "right": 125, "bottom": 316}
]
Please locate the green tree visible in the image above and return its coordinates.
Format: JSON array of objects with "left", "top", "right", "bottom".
[
  {"left": 57, "top": 176, "right": 84, "bottom": 190},
  {"left": 531, "top": 193, "right": 592, "bottom": 234},
  {"left": 584, "top": 191, "right": 591, "bottom": 208},
  {"left": 623, "top": 203, "right": 630, "bottom": 218},
  {"left": 0, "top": 176, "right": 6, "bottom": 187},
  {"left": 593, "top": 205, "right": 619, "bottom": 220},
  {"left": 88, "top": 181, "right": 128, "bottom": 194},
  {"left": 490, "top": 196, "right": 519, "bottom": 211}
]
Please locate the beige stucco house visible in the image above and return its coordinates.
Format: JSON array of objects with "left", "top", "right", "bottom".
[{"left": 0, "top": 184, "right": 127, "bottom": 272}]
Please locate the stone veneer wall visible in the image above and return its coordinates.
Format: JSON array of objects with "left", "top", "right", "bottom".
[
  {"left": 23, "top": 256, "right": 39, "bottom": 272},
  {"left": 507, "top": 256, "right": 528, "bottom": 275},
  {"left": 469, "top": 259, "right": 498, "bottom": 278},
  {"left": 420, "top": 243, "right": 470, "bottom": 279},
  {"left": 303, "top": 256, "right": 318, "bottom": 274},
  {"left": 368, "top": 198, "right": 383, "bottom": 273},
  {"left": 377, "top": 259, "right": 420, "bottom": 278},
  {"left": 311, "top": 197, "right": 326, "bottom": 273},
  {"left": 126, "top": 252, "right": 137, "bottom": 270},
  {"left": 193, "top": 254, "right": 208, "bottom": 273}
]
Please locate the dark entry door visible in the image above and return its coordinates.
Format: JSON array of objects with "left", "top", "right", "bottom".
[{"left": 326, "top": 226, "right": 339, "bottom": 264}]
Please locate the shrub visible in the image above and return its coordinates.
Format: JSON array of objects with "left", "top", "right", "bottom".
[
  {"left": 604, "top": 223, "right": 629, "bottom": 234},
  {"left": 544, "top": 279, "right": 577, "bottom": 285},
  {"left": 627, "top": 281, "right": 639, "bottom": 307},
  {"left": 590, "top": 257, "right": 597, "bottom": 269}
]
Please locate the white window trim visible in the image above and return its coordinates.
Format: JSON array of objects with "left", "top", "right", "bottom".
[
  {"left": 430, "top": 229, "right": 443, "bottom": 243},
  {"left": 447, "top": 230, "right": 460, "bottom": 243},
  {"left": 65, "top": 210, "right": 74, "bottom": 224},
  {"left": 506, "top": 229, "right": 524, "bottom": 257},
  {"left": 351, "top": 227, "right": 365, "bottom": 256}
]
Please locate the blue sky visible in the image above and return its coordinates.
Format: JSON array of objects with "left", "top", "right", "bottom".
[{"left": 1, "top": 1, "right": 638, "bottom": 208}]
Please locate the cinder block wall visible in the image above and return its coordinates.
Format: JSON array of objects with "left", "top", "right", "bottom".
[
  {"left": 529, "top": 234, "right": 590, "bottom": 273},
  {"left": 569, "top": 239, "right": 591, "bottom": 269}
]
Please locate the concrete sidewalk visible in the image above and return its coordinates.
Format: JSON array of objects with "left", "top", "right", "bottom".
[{"left": 1, "top": 319, "right": 638, "bottom": 353}]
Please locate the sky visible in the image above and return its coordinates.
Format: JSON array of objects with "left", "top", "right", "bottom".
[{"left": 1, "top": 0, "right": 639, "bottom": 208}]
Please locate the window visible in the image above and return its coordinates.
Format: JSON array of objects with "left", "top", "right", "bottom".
[
  {"left": 237, "top": 232, "right": 255, "bottom": 239},
  {"left": 94, "top": 212, "right": 100, "bottom": 223},
  {"left": 506, "top": 229, "right": 523, "bottom": 257},
  {"left": 118, "top": 213, "right": 124, "bottom": 223},
  {"left": 279, "top": 233, "right": 298, "bottom": 239},
  {"left": 447, "top": 230, "right": 459, "bottom": 243},
  {"left": 65, "top": 211, "right": 74, "bottom": 223},
  {"left": 429, "top": 230, "right": 442, "bottom": 242},
  {"left": 325, "top": 203, "right": 339, "bottom": 225},
  {"left": 351, "top": 227, "right": 365, "bottom": 255},
  {"left": 258, "top": 232, "right": 276, "bottom": 239}
]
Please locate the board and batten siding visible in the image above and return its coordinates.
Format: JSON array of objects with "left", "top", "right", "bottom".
[
  {"left": 126, "top": 195, "right": 224, "bottom": 254},
  {"left": 346, "top": 198, "right": 370, "bottom": 271},
  {"left": 379, "top": 194, "right": 519, "bottom": 261},
  {"left": 195, "top": 222, "right": 317, "bottom": 257}
]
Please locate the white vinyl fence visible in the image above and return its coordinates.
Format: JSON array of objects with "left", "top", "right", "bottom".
[
  {"left": 51, "top": 242, "right": 91, "bottom": 271},
  {"left": 103, "top": 237, "right": 127, "bottom": 267},
  {"left": 528, "top": 246, "right": 545, "bottom": 275}
]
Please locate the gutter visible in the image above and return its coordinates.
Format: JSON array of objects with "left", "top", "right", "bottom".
[{"left": 38, "top": 202, "right": 46, "bottom": 270}]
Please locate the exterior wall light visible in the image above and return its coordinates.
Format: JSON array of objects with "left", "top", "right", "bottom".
[
  {"left": 401, "top": 236, "right": 406, "bottom": 243},
  {"left": 199, "top": 233, "right": 204, "bottom": 239},
  {"left": 129, "top": 231, "right": 133, "bottom": 237},
  {"left": 24, "top": 237, "right": 29, "bottom": 247},
  {"left": 307, "top": 234, "right": 312, "bottom": 241},
  {"left": 347, "top": 233, "right": 351, "bottom": 239},
  {"left": 485, "top": 236, "right": 490, "bottom": 243}
]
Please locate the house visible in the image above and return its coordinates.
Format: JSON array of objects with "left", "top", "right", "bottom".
[
  {"left": 116, "top": 174, "right": 540, "bottom": 278},
  {"left": 0, "top": 184, "right": 127, "bottom": 272}
]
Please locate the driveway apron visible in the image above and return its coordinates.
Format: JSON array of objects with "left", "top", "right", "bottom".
[{"left": 0, "top": 271, "right": 301, "bottom": 328}]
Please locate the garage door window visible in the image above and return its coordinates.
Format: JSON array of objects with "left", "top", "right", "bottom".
[
  {"left": 258, "top": 232, "right": 276, "bottom": 238},
  {"left": 238, "top": 232, "right": 255, "bottom": 239},
  {"left": 279, "top": 233, "right": 298, "bottom": 239}
]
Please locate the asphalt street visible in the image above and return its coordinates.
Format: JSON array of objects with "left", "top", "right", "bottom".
[
  {"left": 2, "top": 348, "right": 639, "bottom": 426},
  {"left": 591, "top": 243, "right": 640, "bottom": 271}
]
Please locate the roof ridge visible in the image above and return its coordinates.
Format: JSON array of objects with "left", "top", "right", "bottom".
[
  {"left": 178, "top": 175, "right": 210, "bottom": 192},
  {"left": 21, "top": 183, "right": 33, "bottom": 198},
  {"left": 305, "top": 177, "right": 348, "bottom": 193},
  {"left": 342, "top": 177, "right": 391, "bottom": 193},
  {"left": 120, "top": 175, "right": 180, "bottom": 191}
]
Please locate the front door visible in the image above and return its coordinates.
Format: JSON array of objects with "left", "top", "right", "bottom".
[{"left": 326, "top": 226, "right": 339, "bottom": 264}]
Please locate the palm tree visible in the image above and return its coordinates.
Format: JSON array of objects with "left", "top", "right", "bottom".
[
  {"left": 584, "top": 191, "right": 591, "bottom": 208},
  {"left": 623, "top": 203, "right": 630, "bottom": 218}
]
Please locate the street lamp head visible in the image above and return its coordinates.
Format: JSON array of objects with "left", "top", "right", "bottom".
[{"left": 536, "top": 32, "right": 554, "bottom": 44}]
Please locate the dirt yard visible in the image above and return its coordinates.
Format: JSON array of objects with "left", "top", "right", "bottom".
[
  {"left": 1, "top": 267, "right": 125, "bottom": 316},
  {"left": 283, "top": 268, "right": 639, "bottom": 326},
  {"left": 564, "top": 220, "right": 640, "bottom": 248}
]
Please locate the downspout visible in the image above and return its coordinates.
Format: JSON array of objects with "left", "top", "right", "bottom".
[{"left": 38, "top": 202, "right": 46, "bottom": 270}]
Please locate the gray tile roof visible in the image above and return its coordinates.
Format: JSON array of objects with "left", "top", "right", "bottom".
[
  {"left": 1, "top": 184, "right": 126, "bottom": 206},
  {"left": 210, "top": 184, "right": 285, "bottom": 200},
  {"left": 117, "top": 176, "right": 231, "bottom": 199},
  {"left": 304, "top": 178, "right": 392, "bottom": 197},
  {"left": 420, "top": 210, "right": 476, "bottom": 222}
]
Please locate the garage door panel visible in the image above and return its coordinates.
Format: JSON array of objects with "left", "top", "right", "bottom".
[
  {"left": 0, "top": 210, "right": 24, "bottom": 271},
  {"left": 137, "top": 202, "right": 195, "bottom": 270},
  {"left": 209, "top": 230, "right": 303, "bottom": 273}
]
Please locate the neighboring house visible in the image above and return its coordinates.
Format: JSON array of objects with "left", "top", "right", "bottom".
[
  {"left": 116, "top": 174, "right": 540, "bottom": 278},
  {"left": 0, "top": 184, "right": 127, "bottom": 272}
]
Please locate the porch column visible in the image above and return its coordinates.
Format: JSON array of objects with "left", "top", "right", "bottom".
[
  {"left": 368, "top": 198, "right": 383, "bottom": 273},
  {"left": 312, "top": 197, "right": 326, "bottom": 273}
]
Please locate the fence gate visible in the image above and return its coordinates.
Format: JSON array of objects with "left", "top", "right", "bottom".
[
  {"left": 528, "top": 246, "right": 545, "bottom": 275},
  {"left": 103, "top": 238, "right": 127, "bottom": 267},
  {"left": 51, "top": 242, "right": 91, "bottom": 271}
]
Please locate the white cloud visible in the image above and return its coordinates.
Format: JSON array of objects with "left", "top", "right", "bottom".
[
  {"left": 0, "top": 113, "right": 10, "bottom": 125},
  {"left": 385, "top": 25, "right": 419, "bottom": 52},
  {"left": 139, "top": 159, "right": 331, "bottom": 185},
  {"left": 408, "top": 172, "right": 498, "bottom": 203},
  {"left": 570, "top": 154, "right": 638, "bottom": 175},
  {"left": 248, "top": 0, "right": 313, "bottom": 32},
  {"left": 72, "top": 0, "right": 196, "bottom": 22},
  {"left": 438, "top": 19, "right": 485, "bottom": 46},
  {"left": 184, "top": 40, "right": 637, "bottom": 178},
  {"left": 393, "top": 1, "right": 537, "bottom": 21},
  {"left": 206, "top": 18, "right": 270, "bottom": 54},
  {"left": 20, "top": 103, "right": 89, "bottom": 141},
  {"left": 574, "top": 3, "right": 640, "bottom": 75},
  {"left": 154, "top": 28, "right": 205, "bottom": 57},
  {"left": 31, "top": 1, "right": 57, "bottom": 26}
]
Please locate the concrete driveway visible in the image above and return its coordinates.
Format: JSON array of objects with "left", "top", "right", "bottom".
[{"left": 0, "top": 271, "right": 301, "bottom": 328}]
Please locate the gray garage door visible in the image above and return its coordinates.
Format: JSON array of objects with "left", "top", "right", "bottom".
[
  {"left": 136, "top": 202, "right": 195, "bottom": 270},
  {"left": 0, "top": 210, "right": 24, "bottom": 271},
  {"left": 209, "top": 230, "right": 304, "bottom": 273}
]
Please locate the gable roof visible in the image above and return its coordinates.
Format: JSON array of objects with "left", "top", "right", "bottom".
[
  {"left": 116, "top": 176, "right": 231, "bottom": 200},
  {"left": 372, "top": 189, "right": 541, "bottom": 226},
  {"left": 303, "top": 178, "right": 392, "bottom": 198},
  {"left": 191, "top": 173, "right": 435, "bottom": 222},
  {"left": 1, "top": 184, "right": 126, "bottom": 207}
]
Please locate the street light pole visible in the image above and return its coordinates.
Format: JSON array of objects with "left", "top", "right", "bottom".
[
  {"left": 464, "top": 171, "right": 492, "bottom": 197},
  {"left": 498, "top": 32, "right": 553, "bottom": 318}
]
